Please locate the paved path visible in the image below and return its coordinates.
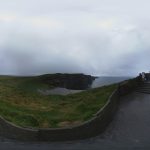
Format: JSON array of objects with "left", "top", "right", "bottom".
[
  {"left": 1, "top": 92, "right": 150, "bottom": 150},
  {"left": 136, "top": 81, "right": 150, "bottom": 94}
]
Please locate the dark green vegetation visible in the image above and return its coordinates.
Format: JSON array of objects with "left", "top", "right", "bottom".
[{"left": 0, "top": 75, "right": 117, "bottom": 128}]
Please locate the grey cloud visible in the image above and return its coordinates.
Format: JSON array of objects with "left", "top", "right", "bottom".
[{"left": 0, "top": 0, "right": 150, "bottom": 76}]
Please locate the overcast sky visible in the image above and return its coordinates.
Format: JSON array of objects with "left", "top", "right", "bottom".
[{"left": 0, "top": 0, "right": 150, "bottom": 76}]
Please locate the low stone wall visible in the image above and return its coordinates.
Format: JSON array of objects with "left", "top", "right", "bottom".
[
  {"left": 0, "top": 117, "right": 38, "bottom": 141},
  {"left": 0, "top": 77, "right": 140, "bottom": 141},
  {"left": 118, "top": 76, "right": 140, "bottom": 96},
  {"left": 38, "top": 90, "right": 119, "bottom": 141}
]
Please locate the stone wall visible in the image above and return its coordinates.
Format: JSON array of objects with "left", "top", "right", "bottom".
[
  {"left": 0, "top": 77, "right": 140, "bottom": 141},
  {"left": 118, "top": 76, "right": 141, "bottom": 96}
]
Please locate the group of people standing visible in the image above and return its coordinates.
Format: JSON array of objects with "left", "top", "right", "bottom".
[{"left": 139, "top": 72, "right": 150, "bottom": 81}]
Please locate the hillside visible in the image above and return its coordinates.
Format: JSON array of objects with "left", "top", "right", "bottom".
[{"left": 0, "top": 74, "right": 116, "bottom": 128}]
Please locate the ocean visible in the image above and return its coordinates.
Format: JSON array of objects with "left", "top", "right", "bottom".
[{"left": 91, "top": 76, "right": 132, "bottom": 88}]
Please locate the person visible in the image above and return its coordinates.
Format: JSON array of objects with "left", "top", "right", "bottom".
[
  {"left": 139, "top": 73, "right": 142, "bottom": 82},
  {"left": 148, "top": 72, "right": 150, "bottom": 81},
  {"left": 142, "top": 72, "right": 146, "bottom": 81}
]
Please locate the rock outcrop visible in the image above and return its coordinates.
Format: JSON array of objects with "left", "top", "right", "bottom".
[{"left": 39, "top": 73, "right": 95, "bottom": 90}]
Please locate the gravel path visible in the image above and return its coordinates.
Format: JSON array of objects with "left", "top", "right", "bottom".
[{"left": 38, "top": 87, "right": 83, "bottom": 95}]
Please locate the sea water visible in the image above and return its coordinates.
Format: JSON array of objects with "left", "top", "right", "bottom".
[{"left": 91, "top": 76, "right": 132, "bottom": 88}]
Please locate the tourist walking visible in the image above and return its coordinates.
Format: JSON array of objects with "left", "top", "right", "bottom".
[{"left": 142, "top": 72, "right": 146, "bottom": 81}]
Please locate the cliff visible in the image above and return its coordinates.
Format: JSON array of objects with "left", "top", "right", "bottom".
[{"left": 39, "top": 73, "right": 95, "bottom": 90}]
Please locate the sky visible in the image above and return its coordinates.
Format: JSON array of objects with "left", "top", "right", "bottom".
[{"left": 0, "top": 0, "right": 150, "bottom": 76}]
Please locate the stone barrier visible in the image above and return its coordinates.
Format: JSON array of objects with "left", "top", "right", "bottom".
[{"left": 0, "top": 77, "right": 140, "bottom": 141}]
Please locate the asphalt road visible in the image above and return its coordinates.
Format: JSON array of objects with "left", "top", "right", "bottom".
[{"left": 1, "top": 92, "right": 150, "bottom": 150}]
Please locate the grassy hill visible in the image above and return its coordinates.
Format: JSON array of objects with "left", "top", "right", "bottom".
[{"left": 0, "top": 75, "right": 117, "bottom": 128}]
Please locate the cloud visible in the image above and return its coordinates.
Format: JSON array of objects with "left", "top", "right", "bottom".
[
  {"left": 0, "top": 0, "right": 150, "bottom": 76},
  {"left": 0, "top": 14, "right": 17, "bottom": 23}
]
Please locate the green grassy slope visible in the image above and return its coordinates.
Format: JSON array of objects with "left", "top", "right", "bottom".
[{"left": 0, "top": 75, "right": 117, "bottom": 128}]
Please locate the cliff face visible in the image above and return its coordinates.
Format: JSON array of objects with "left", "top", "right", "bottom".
[{"left": 40, "top": 73, "right": 95, "bottom": 90}]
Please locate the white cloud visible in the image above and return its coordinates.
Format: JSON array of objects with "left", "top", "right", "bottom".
[
  {"left": 0, "top": 0, "right": 150, "bottom": 76},
  {"left": 0, "top": 14, "right": 17, "bottom": 22}
]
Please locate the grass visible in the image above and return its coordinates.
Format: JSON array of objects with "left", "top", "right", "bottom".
[{"left": 0, "top": 75, "right": 117, "bottom": 128}]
